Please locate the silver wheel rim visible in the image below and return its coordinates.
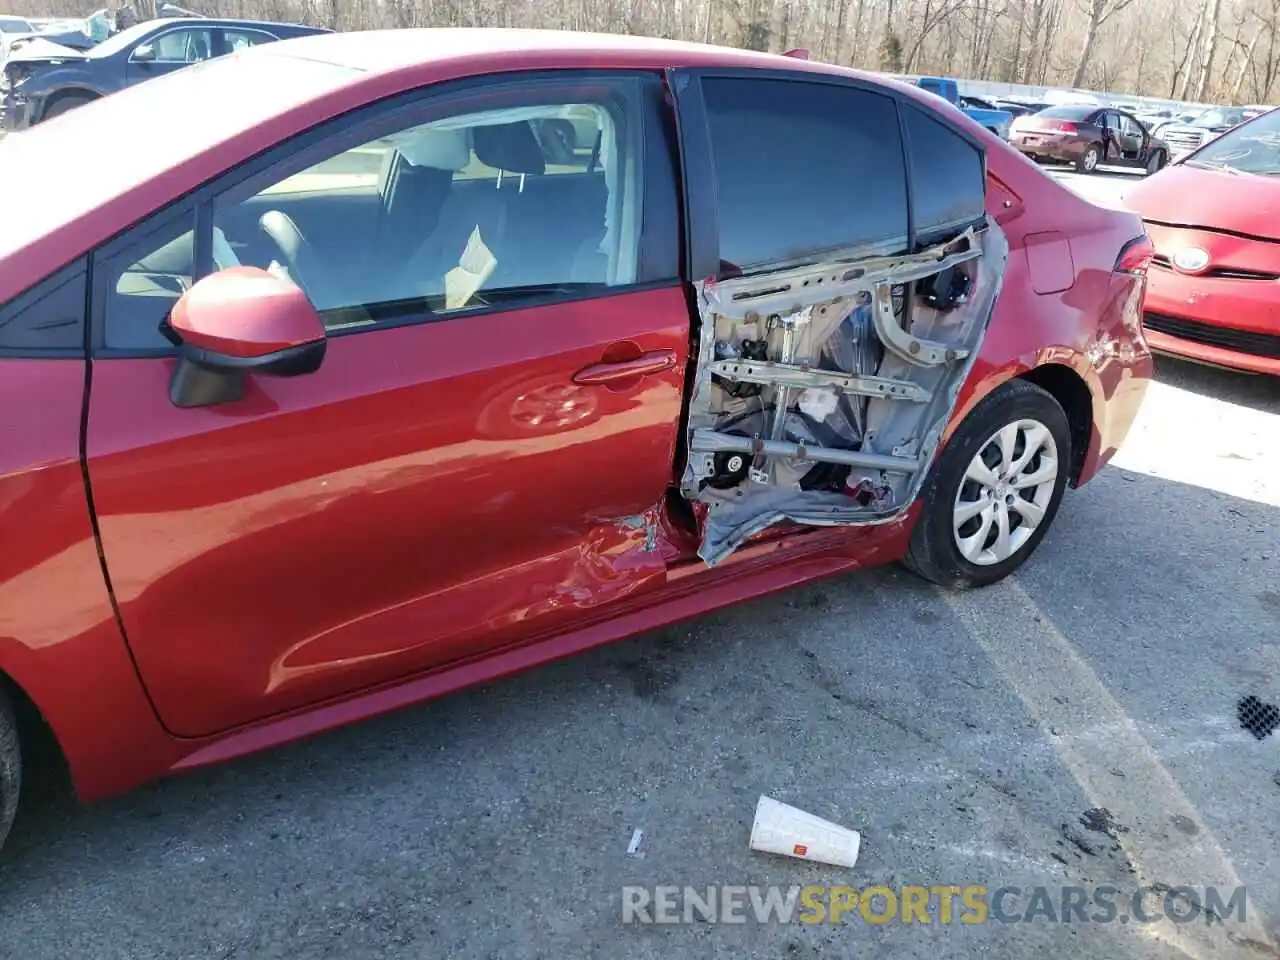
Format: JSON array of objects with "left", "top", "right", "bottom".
[
  {"left": 952, "top": 419, "right": 1060, "bottom": 567},
  {"left": 1084, "top": 149, "right": 1098, "bottom": 171}
]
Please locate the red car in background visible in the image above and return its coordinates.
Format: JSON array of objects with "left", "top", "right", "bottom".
[
  {"left": 1125, "top": 109, "right": 1280, "bottom": 374},
  {"left": 0, "top": 28, "right": 1153, "bottom": 854}
]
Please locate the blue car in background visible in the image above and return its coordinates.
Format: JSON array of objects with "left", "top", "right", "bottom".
[
  {"left": 1, "top": 16, "right": 329, "bottom": 132},
  {"left": 913, "top": 76, "right": 1013, "bottom": 140}
]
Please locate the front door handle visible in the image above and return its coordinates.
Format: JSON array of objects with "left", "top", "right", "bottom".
[{"left": 572, "top": 349, "right": 677, "bottom": 385}]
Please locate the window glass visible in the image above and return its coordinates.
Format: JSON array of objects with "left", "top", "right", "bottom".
[
  {"left": 100, "top": 80, "right": 645, "bottom": 348},
  {"left": 1036, "top": 105, "right": 1096, "bottom": 121},
  {"left": 100, "top": 211, "right": 203, "bottom": 349},
  {"left": 701, "top": 78, "right": 908, "bottom": 273},
  {"left": 223, "top": 29, "right": 276, "bottom": 53},
  {"left": 902, "top": 103, "right": 985, "bottom": 243},
  {"left": 149, "top": 28, "right": 214, "bottom": 62}
]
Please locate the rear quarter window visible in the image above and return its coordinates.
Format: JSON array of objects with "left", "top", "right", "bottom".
[{"left": 902, "top": 103, "right": 986, "bottom": 245}]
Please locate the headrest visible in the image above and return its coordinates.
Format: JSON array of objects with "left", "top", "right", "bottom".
[
  {"left": 472, "top": 122, "right": 546, "bottom": 175},
  {"left": 397, "top": 127, "right": 471, "bottom": 171}
]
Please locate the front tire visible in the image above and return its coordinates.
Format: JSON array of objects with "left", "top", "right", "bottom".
[
  {"left": 904, "top": 379, "right": 1072, "bottom": 589},
  {"left": 40, "top": 93, "right": 94, "bottom": 123},
  {"left": 1145, "top": 150, "right": 1167, "bottom": 175},
  {"left": 1076, "top": 144, "right": 1101, "bottom": 174},
  {"left": 0, "top": 687, "right": 20, "bottom": 855}
]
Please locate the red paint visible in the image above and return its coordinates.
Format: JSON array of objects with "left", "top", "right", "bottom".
[
  {"left": 0, "top": 34, "right": 1152, "bottom": 808},
  {"left": 170, "top": 266, "right": 326, "bottom": 358},
  {"left": 1126, "top": 167, "right": 1280, "bottom": 374}
]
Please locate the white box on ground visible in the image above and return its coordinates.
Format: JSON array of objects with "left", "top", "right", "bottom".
[{"left": 748, "top": 795, "right": 861, "bottom": 868}]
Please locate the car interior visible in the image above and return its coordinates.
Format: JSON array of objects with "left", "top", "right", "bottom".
[{"left": 105, "top": 103, "right": 633, "bottom": 349}]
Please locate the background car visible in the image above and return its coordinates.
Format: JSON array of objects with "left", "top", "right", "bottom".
[
  {"left": 0, "top": 29, "right": 1154, "bottom": 856},
  {"left": 1009, "top": 103, "right": 1170, "bottom": 174},
  {"left": 1, "top": 16, "right": 328, "bottom": 130},
  {"left": 1153, "top": 106, "right": 1262, "bottom": 159},
  {"left": 1125, "top": 109, "right": 1280, "bottom": 374},
  {"left": 0, "top": 15, "right": 34, "bottom": 35},
  {"left": 991, "top": 96, "right": 1049, "bottom": 119}
]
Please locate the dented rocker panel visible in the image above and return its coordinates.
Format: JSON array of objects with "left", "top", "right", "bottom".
[{"left": 682, "top": 223, "right": 1011, "bottom": 565}]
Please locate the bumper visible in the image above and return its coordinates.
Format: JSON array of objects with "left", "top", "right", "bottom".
[
  {"left": 1012, "top": 134, "right": 1087, "bottom": 164},
  {"left": 1143, "top": 267, "right": 1280, "bottom": 375},
  {"left": 0, "top": 91, "right": 33, "bottom": 132}
]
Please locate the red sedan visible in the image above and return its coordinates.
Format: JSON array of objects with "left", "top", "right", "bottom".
[
  {"left": 0, "top": 29, "right": 1152, "bottom": 851},
  {"left": 1125, "top": 108, "right": 1280, "bottom": 375}
]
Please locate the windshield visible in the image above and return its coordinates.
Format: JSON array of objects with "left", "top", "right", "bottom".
[
  {"left": 0, "top": 17, "right": 33, "bottom": 33},
  {"left": 86, "top": 20, "right": 156, "bottom": 58},
  {"left": 1191, "top": 107, "right": 1248, "bottom": 128},
  {"left": 1187, "top": 108, "right": 1280, "bottom": 174},
  {"left": 1036, "top": 105, "right": 1095, "bottom": 120}
]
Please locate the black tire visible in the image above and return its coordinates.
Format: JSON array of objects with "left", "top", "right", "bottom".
[
  {"left": 1145, "top": 150, "right": 1167, "bottom": 175},
  {"left": 40, "top": 93, "right": 94, "bottom": 122},
  {"left": 903, "top": 379, "right": 1072, "bottom": 589},
  {"left": 0, "top": 687, "right": 20, "bottom": 855},
  {"left": 1075, "top": 143, "right": 1101, "bottom": 174}
]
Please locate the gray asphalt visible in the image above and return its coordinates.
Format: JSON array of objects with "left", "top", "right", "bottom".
[{"left": 1, "top": 175, "right": 1278, "bottom": 959}]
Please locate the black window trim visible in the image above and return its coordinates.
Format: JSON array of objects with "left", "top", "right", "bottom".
[
  {"left": 666, "top": 66, "right": 987, "bottom": 278},
  {"left": 0, "top": 257, "right": 89, "bottom": 358},
  {"left": 89, "top": 68, "right": 682, "bottom": 359}
]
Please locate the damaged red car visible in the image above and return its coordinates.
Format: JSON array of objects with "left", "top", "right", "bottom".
[
  {"left": 0, "top": 28, "right": 1153, "bottom": 851},
  {"left": 1124, "top": 108, "right": 1280, "bottom": 375}
]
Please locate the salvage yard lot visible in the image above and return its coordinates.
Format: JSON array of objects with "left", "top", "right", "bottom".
[{"left": 1, "top": 172, "right": 1278, "bottom": 960}]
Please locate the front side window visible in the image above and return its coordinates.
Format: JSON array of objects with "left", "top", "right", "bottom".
[
  {"left": 701, "top": 77, "right": 908, "bottom": 274},
  {"left": 99, "top": 76, "right": 647, "bottom": 348}
]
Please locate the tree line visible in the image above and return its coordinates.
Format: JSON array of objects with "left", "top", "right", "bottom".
[{"left": 11, "top": 0, "right": 1277, "bottom": 104}]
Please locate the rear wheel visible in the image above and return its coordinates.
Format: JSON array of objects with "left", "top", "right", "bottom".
[
  {"left": 903, "top": 379, "right": 1072, "bottom": 589},
  {"left": 1145, "top": 149, "right": 1167, "bottom": 175},
  {"left": 0, "top": 687, "right": 21, "bottom": 855},
  {"left": 1076, "top": 144, "right": 1101, "bottom": 174},
  {"left": 40, "top": 93, "right": 94, "bottom": 123}
]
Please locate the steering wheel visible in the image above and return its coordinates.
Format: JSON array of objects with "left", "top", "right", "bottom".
[{"left": 257, "top": 210, "right": 332, "bottom": 307}]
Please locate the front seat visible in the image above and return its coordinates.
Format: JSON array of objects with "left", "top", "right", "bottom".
[
  {"left": 372, "top": 126, "right": 471, "bottom": 285},
  {"left": 393, "top": 121, "right": 547, "bottom": 302}
]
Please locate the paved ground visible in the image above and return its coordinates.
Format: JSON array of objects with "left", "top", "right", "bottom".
[{"left": 1, "top": 170, "right": 1278, "bottom": 960}]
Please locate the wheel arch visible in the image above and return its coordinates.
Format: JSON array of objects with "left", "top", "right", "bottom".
[
  {"left": 37, "top": 86, "right": 100, "bottom": 122},
  {"left": 1017, "top": 362, "right": 1094, "bottom": 486},
  {"left": 0, "top": 665, "right": 70, "bottom": 792}
]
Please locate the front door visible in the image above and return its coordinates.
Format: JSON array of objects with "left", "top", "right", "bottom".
[{"left": 84, "top": 71, "right": 689, "bottom": 737}]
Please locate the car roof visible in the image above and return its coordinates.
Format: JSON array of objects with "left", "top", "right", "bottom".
[{"left": 0, "top": 28, "right": 942, "bottom": 304}]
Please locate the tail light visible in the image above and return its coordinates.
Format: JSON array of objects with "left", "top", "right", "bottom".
[
  {"left": 1114, "top": 234, "right": 1156, "bottom": 275},
  {"left": 1053, "top": 121, "right": 1079, "bottom": 134}
]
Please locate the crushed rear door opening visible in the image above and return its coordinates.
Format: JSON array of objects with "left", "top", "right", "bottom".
[{"left": 681, "top": 220, "right": 1010, "bottom": 565}]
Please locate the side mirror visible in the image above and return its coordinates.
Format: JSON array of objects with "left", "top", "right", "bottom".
[
  {"left": 162, "top": 266, "right": 327, "bottom": 408},
  {"left": 131, "top": 42, "right": 155, "bottom": 62}
]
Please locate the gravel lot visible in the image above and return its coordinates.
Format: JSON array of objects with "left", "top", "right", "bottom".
[{"left": 1, "top": 171, "right": 1278, "bottom": 960}]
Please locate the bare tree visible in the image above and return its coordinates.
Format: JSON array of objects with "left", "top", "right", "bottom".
[{"left": 9, "top": 0, "right": 1275, "bottom": 104}]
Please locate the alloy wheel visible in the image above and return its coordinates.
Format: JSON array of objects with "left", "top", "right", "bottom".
[{"left": 952, "top": 418, "right": 1060, "bottom": 566}]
